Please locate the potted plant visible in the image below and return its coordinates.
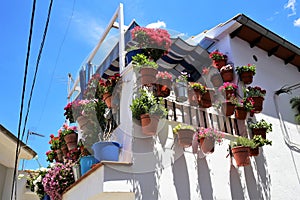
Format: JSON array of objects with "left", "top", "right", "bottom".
[
  {"left": 194, "top": 127, "right": 224, "bottom": 154},
  {"left": 220, "top": 64, "right": 234, "bottom": 82},
  {"left": 290, "top": 96, "right": 300, "bottom": 124},
  {"left": 221, "top": 100, "right": 235, "bottom": 116},
  {"left": 218, "top": 82, "right": 238, "bottom": 100},
  {"left": 174, "top": 72, "right": 189, "bottom": 102},
  {"left": 155, "top": 71, "right": 173, "bottom": 97},
  {"left": 188, "top": 82, "right": 203, "bottom": 106},
  {"left": 98, "top": 73, "right": 121, "bottom": 108},
  {"left": 230, "top": 97, "right": 254, "bottom": 120},
  {"left": 236, "top": 64, "right": 256, "bottom": 84},
  {"left": 230, "top": 136, "right": 255, "bottom": 167},
  {"left": 42, "top": 162, "right": 75, "bottom": 200},
  {"left": 209, "top": 50, "right": 227, "bottom": 70},
  {"left": 132, "top": 53, "right": 159, "bottom": 85},
  {"left": 249, "top": 119, "right": 272, "bottom": 139},
  {"left": 130, "top": 88, "right": 167, "bottom": 136},
  {"left": 46, "top": 150, "right": 56, "bottom": 163},
  {"left": 131, "top": 26, "right": 171, "bottom": 61},
  {"left": 49, "top": 135, "right": 63, "bottom": 163},
  {"left": 250, "top": 135, "right": 272, "bottom": 156},
  {"left": 59, "top": 124, "right": 78, "bottom": 151},
  {"left": 173, "top": 123, "right": 196, "bottom": 148},
  {"left": 246, "top": 86, "right": 266, "bottom": 113}
]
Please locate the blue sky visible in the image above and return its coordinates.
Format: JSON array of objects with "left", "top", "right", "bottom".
[{"left": 0, "top": 0, "right": 299, "bottom": 169}]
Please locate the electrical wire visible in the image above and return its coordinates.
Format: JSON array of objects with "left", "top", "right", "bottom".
[
  {"left": 11, "top": 0, "right": 36, "bottom": 199},
  {"left": 36, "top": 0, "right": 76, "bottom": 127}
]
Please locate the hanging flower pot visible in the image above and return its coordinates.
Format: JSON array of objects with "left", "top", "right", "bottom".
[
  {"left": 235, "top": 106, "right": 248, "bottom": 120},
  {"left": 64, "top": 132, "right": 78, "bottom": 151},
  {"left": 140, "top": 67, "right": 158, "bottom": 85},
  {"left": 55, "top": 149, "right": 63, "bottom": 163},
  {"left": 222, "top": 101, "right": 235, "bottom": 116},
  {"left": 236, "top": 64, "right": 256, "bottom": 85},
  {"left": 250, "top": 147, "right": 259, "bottom": 156},
  {"left": 200, "top": 90, "right": 214, "bottom": 108},
  {"left": 209, "top": 51, "right": 227, "bottom": 70},
  {"left": 60, "top": 144, "right": 68, "bottom": 157},
  {"left": 252, "top": 96, "right": 264, "bottom": 113},
  {"left": 188, "top": 88, "right": 201, "bottom": 106},
  {"left": 173, "top": 124, "right": 196, "bottom": 148},
  {"left": 174, "top": 81, "right": 188, "bottom": 102},
  {"left": 199, "top": 136, "right": 215, "bottom": 154},
  {"left": 249, "top": 119, "right": 272, "bottom": 139},
  {"left": 212, "top": 60, "right": 226, "bottom": 70},
  {"left": 140, "top": 114, "right": 160, "bottom": 136},
  {"left": 231, "top": 146, "right": 251, "bottom": 166},
  {"left": 251, "top": 128, "right": 267, "bottom": 139},
  {"left": 102, "top": 92, "right": 112, "bottom": 108},
  {"left": 220, "top": 65, "right": 234, "bottom": 82},
  {"left": 155, "top": 71, "right": 172, "bottom": 98}
]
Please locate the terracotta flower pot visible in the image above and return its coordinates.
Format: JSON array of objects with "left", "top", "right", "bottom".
[
  {"left": 200, "top": 89, "right": 214, "bottom": 108},
  {"left": 199, "top": 136, "right": 215, "bottom": 154},
  {"left": 102, "top": 92, "right": 112, "bottom": 108},
  {"left": 252, "top": 128, "right": 267, "bottom": 139},
  {"left": 156, "top": 79, "right": 172, "bottom": 97},
  {"left": 55, "top": 149, "right": 63, "bottom": 163},
  {"left": 60, "top": 144, "right": 68, "bottom": 157},
  {"left": 140, "top": 114, "right": 159, "bottom": 136},
  {"left": 251, "top": 96, "right": 264, "bottom": 113},
  {"left": 221, "top": 68, "right": 234, "bottom": 82},
  {"left": 188, "top": 89, "right": 201, "bottom": 106},
  {"left": 140, "top": 68, "right": 158, "bottom": 85},
  {"left": 222, "top": 102, "right": 235, "bottom": 116},
  {"left": 224, "top": 89, "right": 236, "bottom": 100},
  {"left": 235, "top": 106, "right": 248, "bottom": 120},
  {"left": 177, "top": 129, "right": 194, "bottom": 148},
  {"left": 64, "top": 132, "right": 78, "bottom": 151},
  {"left": 231, "top": 146, "right": 250, "bottom": 166},
  {"left": 250, "top": 147, "right": 259, "bottom": 156},
  {"left": 212, "top": 59, "right": 226, "bottom": 70},
  {"left": 239, "top": 71, "right": 254, "bottom": 84}
]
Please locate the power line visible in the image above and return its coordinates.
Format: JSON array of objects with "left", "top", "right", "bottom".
[
  {"left": 11, "top": 0, "right": 36, "bottom": 199},
  {"left": 36, "top": 0, "right": 76, "bottom": 127}
]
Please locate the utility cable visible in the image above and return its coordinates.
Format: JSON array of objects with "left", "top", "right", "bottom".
[
  {"left": 36, "top": 0, "right": 76, "bottom": 127},
  {"left": 11, "top": 0, "right": 36, "bottom": 199}
]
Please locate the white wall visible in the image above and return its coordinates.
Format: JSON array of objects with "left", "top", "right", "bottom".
[{"left": 0, "top": 163, "right": 6, "bottom": 199}]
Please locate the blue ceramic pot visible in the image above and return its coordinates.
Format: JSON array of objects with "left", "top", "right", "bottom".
[
  {"left": 92, "top": 141, "right": 121, "bottom": 162},
  {"left": 79, "top": 155, "right": 99, "bottom": 175}
]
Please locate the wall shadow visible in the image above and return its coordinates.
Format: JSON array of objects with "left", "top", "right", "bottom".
[
  {"left": 197, "top": 157, "right": 214, "bottom": 200},
  {"left": 244, "top": 164, "right": 260, "bottom": 199},
  {"left": 172, "top": 155, "right": 191, "bottom": 200},
  {"left": 230, "top": 165, "right": 245, "bottom": 200}
]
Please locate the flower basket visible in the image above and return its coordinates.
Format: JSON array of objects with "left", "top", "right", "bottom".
[
  {"left": 220, "top": 65, "right": 234, "bottom": 82},
  {"left": 199, "top": 136, "right": 215, "bottom": 154},
  {"left": 177, "top": 129, "right": 194, "bottom": 148},
  {"left": 102, "top": 92, "right": 112, "bottom": 108},
  {"left": 231, "top": 146, "right": 250, "bottom": 166},
  {"left": 140, "top": 114, "right": 160, "bottom": 136},
  {"left": 64, "top": 132, "right": 78, "bottom": 151},
  {"left": 235, "top": 106, "right": 248, "bottom": 120},
  {"left": 222, "top": 101, "right": 235, "bottom": 116}
]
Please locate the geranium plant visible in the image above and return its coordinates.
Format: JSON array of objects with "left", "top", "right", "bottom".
[
  {"left": 249, "top": 119, "right": 272, "bottom": 133},
  {"left": 209, "top": 50, "right": 225, "bottom": 61},
  {"left": 218, "top": 82, "right": 238, "bottom": 92},
  {"left": 230, "top": 96, "right": 255, "bottom": 112},
  {"left": 246, "top": 86, "right": 266, "bottom": 97},
  {"left": 49, "top": 135, "right": 61, "bottom": 150},
  {"left": 42, "top": 162, "right": 75, "bottom": 200},
  {"left": 131, "top": 26, "right": 171, "bottom": 61},
  {"left": 58, "top": 124, "right": 77, "bottom": 138},
  {"left": 98, "top": 73, "right": 120, "bottom": 95},
  {"left": 195, "top": 127, "right": 224, "bottom": 143},
  {"left": 46, "top": 150, "right": 56, "bottom": 163},
  {"left": 235, "top": 64, "right": 256, "bottom": 75},
  {"left": 156, "top": 71, "right": 172, "bottom": 80}
]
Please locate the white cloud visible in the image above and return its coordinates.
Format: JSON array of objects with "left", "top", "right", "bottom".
[
  {"left": 146, "top": 20, "right": 167, "bottom": 29},
  {"left": 294, "top": 18, "right": 300, "bottom": 27},
  {"left": 72, "top": 12, "right": 105, "bottom": 46},
  {"left": 284, "top": 0, "right": 297, "bottom": 16}
]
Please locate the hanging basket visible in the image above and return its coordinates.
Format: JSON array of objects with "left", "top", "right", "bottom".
[
  {"left": 140, "top": 114, "right": 159, "bottom": 136},
  {"left": 140, "top": 67, "right": 158, "bottom": 85},
  {"left": 239, "top": 71, "right": 254, "bottom": 84},
  {"left": 222, "top": 102, "right": 235, "bottom": 116},
  {"left": 235, "top": 106, "right": 248, "bottom": 120},
  {"left": 251, "top": 96, "right": 264, "bottom": 113},
  {"left": 231, "top": 146, "right": 250, "bottom": 167},
  {"left": 199, "top": 136, "right": 215, "bottom": 154},
  {"left": 177, "top": 129, "right": 194, "bottom": 148},
  {"left": 174, "top": 81, "right": 188, "bottom": 102},
  {"left": 220, "top": 68, "right": 234, "bottom": 82}
]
